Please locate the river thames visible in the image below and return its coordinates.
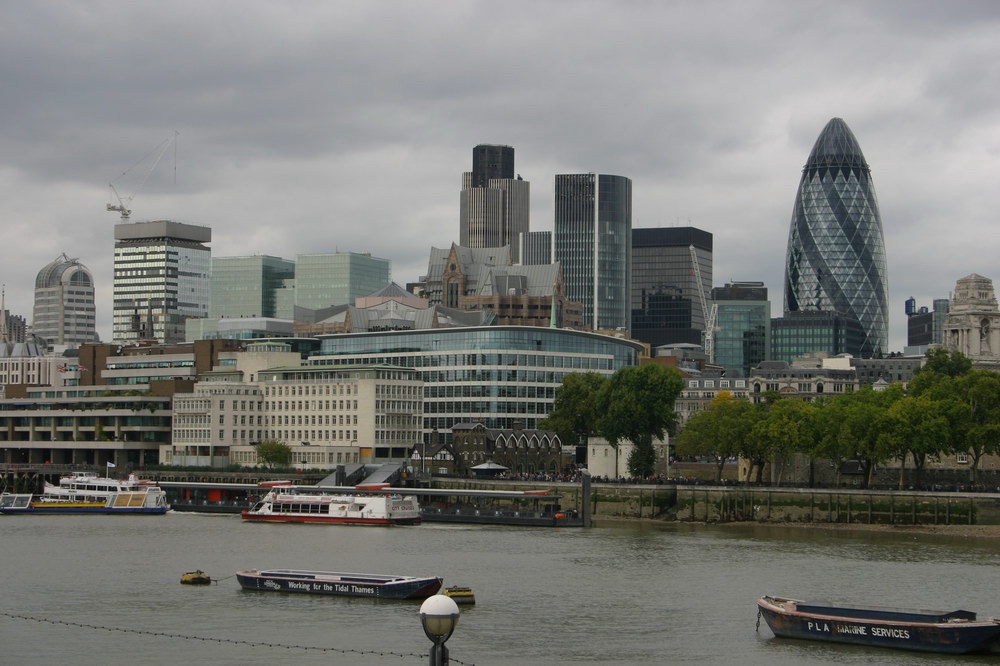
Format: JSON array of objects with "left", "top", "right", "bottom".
[{"left": 2, "top": 512, "right": 998, "bottom": 665}]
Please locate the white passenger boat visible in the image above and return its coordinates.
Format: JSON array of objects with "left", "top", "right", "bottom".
[
  {"left": 43, "top": 471, "right": 154, "bottom": 501},
  {"left": 241, "top": 484, "right": 421, "bottom": 525},
  {"left": 0, "top": 487, "right": 168, "bottom": 515}
]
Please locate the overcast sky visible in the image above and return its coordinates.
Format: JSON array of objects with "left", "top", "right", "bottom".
[{"left": 2, "top": 1, "right": 999, "bottom": 352}]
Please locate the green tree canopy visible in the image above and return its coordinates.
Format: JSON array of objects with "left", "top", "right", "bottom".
[
  {"left": 540, "top": 372, "right": 607, "bottom": 446},
  {"left": 674, "top": 392, "right": 757, "bottom": 483},
  {"left": 597, "top": 363, "right": 684, "bottom": 478},
  {"left": 255, "top": 440, "right": 292, "bottom": 469}
]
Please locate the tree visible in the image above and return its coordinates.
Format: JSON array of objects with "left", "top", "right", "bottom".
[
  {"left": 752, "top": 399, "right": 819, "bottom": 485},
  {"left": 881, "top": 395, "right": 950, "bottom": 489},
  {"left": 916, "top": 348, "right": 972, "bottom": 378},
  {"left": 816, "top": 385, "right": 902, "bottom": 488},
  {"left": 954, "top": 369, "right": 1000, "bottom": 484},
  {"left": 675, "top": 393, "right": 757, "bottom": 483},
  {"left": 597, "top": 364, "right": 684, "bottom": 478},
  {"left": 540, "top": 372, "right": 607, "bottom": 448},
  {"left": 255, "top": 440, "right": 292, "bottom": 469}
]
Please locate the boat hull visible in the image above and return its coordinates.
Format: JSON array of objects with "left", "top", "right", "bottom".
[
  {"left": 757, "top": 596, "right": 1000, "bottom": 655},
  {"left": 236, "top": 570, "right": 442, "bottom": 600},
  {"left": 2, "top": 505, "right": 167, "bottom": 515},
  {"left": 240, "top": 511, "right": 419, "bottom": 525},
  {"left": 0, "top": 491, "right": 168, "bottom": 515}
]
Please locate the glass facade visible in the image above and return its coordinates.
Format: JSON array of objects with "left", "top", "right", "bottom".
[
  {"left": 294, "top": 253, "right": 391, "bottom": 310},
  {"left": 211, "top": 255, "right": 295, "bottom": 319},
  {"left": 712, "top": 282, "right": 770, "bottom": 377},
  {"left": 631, "top": 227, "right": 711, "bottom": 347},
  {"left": 113, "top": 221, "right": 211, "bottom": 345},
  {"left": 518, "top": 231, "right": 551, "bottom": 266},
  {"left": 770, "top": 311, "right": 865, "bottom": 363},
  {"left": 554, "top": 173, "right": 632, "bottom": 332},
  {"left": 784, "top": 118, "right": 889, "bottom": 357},
  {"left": 310, "top": 326, "right": 643, "bottom": 442}
]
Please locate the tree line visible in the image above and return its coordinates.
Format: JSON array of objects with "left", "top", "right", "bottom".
[
  {"left": 544, "top": 349, "right": 1000, "bottom": 488},
  {"left": 675, "top": 349, "right": 1000, "bottom": 488}
]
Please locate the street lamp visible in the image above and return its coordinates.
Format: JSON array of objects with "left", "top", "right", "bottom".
[{"left": 419, "top": 594, "right": 460, "bottom": 666}]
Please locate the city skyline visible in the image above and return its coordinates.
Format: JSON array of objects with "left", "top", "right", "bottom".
[{"left": 2, "top": 2, "right": 999, "bottom": 353}]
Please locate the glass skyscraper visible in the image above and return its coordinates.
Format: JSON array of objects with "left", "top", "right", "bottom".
[
  {"left": 554, "top": 173, "right": 632, "bottom": 332},
  {"left": 211, "top": 255, "right": 295, "bottom": 319},
  {"left": 711, "top": 281, "right": 769, "bottom": 377},
  {"left": 294, "top": 252, "right": 391, "bottom": 310},
  {"left": 784, "top": 118, "right": 889, "bottom": 357}
]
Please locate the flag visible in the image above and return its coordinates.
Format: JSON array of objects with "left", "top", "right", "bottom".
[
  {"left": 57, "top": 364, "right": 67, "bottom": 372},
  {"left": 79, "top": 365, "right": 88, "bottom": 372},
  {"left": 107, "top": 462, "right": 116, "bottom": 468}
]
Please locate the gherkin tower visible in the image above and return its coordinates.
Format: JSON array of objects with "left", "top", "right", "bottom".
[{"left": 784, "top": 118, "right": 888, "bottom": 357}]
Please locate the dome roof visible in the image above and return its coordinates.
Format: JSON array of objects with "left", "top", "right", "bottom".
[{"left": 35, "top": 253, "right": 93, "bottom": 289}]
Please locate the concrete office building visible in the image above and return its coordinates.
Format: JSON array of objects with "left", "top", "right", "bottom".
[
  {"left": 460, "top": 144, "right": 530, "bottom": 264},
  {"left": 784, "top": 118, "right": 889, "bottom": 357},
  {"left": 554, "top": 173, "right": 632, "bottom": 332},
  {"left": 33, "top": 253, "right": 98, "bottom": 350},
  {"left": 113, "top": 220, "right": 212, "bottom": 345}
]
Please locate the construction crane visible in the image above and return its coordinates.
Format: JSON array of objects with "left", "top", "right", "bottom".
[
  {"left": 106, "top": 131, "right": 178, "bottom": 221},
  {"left": 689, "top": 244, "right": 718, "bottom": 363}
]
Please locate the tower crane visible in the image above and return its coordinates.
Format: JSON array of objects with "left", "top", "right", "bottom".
[
  {"left": 106, "top": 132, "right": 178, "bottom": 221},
  {"left": 689, "top": 244, "right": 718, "bottom": 363}
]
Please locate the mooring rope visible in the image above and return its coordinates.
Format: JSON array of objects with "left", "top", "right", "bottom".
[{"left": 2, "top": 611, "right": 475, "bottom": 664}]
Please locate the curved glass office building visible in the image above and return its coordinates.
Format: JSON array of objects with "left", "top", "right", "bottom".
[
  {"left": 784, "top": 118, "right": 888, "bottom": 357},
  {"left": 310, "top": 326, "right": 643, "bottom": 442}
]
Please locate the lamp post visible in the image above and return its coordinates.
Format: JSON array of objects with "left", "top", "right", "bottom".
[{"left": 419, "top": 594, "right": 460, "bottom": 666}]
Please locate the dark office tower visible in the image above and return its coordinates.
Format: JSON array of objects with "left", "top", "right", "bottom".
[
  {"left": 554, "top": 173, "right": 632, "bottom": 332},
  {"left": 460, "top": 144, "right": 529, "bottom": 263},
  {"left": 630, "top": 227, "right": 712, "bottom": 348},
  {"left": 471, "top": 144, "right": 514, "bottom": 187},
  {"left": 784, "top": 118, "right": 889, "bottom": 357}
]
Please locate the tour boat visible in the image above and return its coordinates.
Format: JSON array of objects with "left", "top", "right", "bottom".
[
  {"left": 43, "top": 471, "right": 155, "bottom": 500},
  {"left": 756, "top": 595, "right": 1000, "bottom": 654},
  {"left": 236, "top": 569, "right": 442, "bottom": 600},
  {"left": 0, "top": 487, "right": 168, "bottom": 515},
  {"left": 241, "top": 485, "right": 421, "bottom": 525}
]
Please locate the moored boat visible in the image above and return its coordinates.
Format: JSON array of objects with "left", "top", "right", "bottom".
[
  {"left": 43, "top": 471, "right": 156, "bottom": 501},
  {"left": 756, "top": 595, "right": 1000, "bottom": 654},
  {"left": 241, "top": 485, "right": 421, "bottom": 525},
  {"left": 0, "top": 487, "right": 169, "bottom": 515},
  {"left": 236, "top": 569, "right": 442, "bottom": 600}
]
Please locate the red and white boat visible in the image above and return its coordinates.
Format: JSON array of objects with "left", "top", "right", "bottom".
[{"left": 241, "top": 484, "right": 421, "bottom": 525}]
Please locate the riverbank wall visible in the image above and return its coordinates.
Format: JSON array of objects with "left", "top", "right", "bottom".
[{"left": 434, "top": 479, "right": 1000, "bottom": 526}]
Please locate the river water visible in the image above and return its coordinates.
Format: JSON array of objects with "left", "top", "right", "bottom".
[{"left": 2, "top": 513, "right": 999, "bottom": 666}]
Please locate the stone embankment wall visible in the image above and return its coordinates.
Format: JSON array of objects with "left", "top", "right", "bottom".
[{"left": 438, "top": 479, "right": 1000, "bottom": 526}]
